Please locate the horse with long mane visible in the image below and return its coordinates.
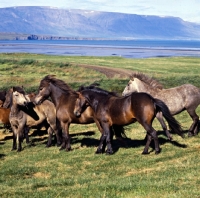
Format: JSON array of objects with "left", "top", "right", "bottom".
[
  {"left": 34, "top": 75, "right": 126, "bottom": 152},
  {"left": 74, "top": 86, "right": 184, "bottom": 155},
  {"left": 122, "top": 72, "right": 200, "bottom": 136},
  {"left": 7, "top": 86, "right": 62, "bottom": 152}
]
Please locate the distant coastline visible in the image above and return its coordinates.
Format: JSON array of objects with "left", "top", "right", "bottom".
[
  {"left": 1, "top": 39, "right": 200, "bottom": 58},
  {"left": 0, "top": 32, "right": 133, "bottom": 41}
]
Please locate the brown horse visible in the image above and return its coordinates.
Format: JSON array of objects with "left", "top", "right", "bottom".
[
  {"left": 8, "top": 86, "right": 62, "bottom": 152},
  {"left": 34, "top": 75, "right": 126, "bottom": 151},
  {"left": 0, "top": 90, "right": 11, "bottom": 130},
  {"left": 74, "top": 86, "right": 184, "bottom": 155},
  {"left": 122, "top": 72, "right": 200, "bottom": 136},
  {"left": 0, "top": 107, "right": 10, "bottom": 127}
]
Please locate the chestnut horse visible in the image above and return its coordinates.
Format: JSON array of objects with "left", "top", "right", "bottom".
[
  {"left": 0, "top": 107, "right": 10, "bottom": 128},
  {"left": 34, "top": 75, "right": 126, "bottom": 151},
  {"left": 7, "top": 86, "right": 62, "bottom": 152},
  {"left": 74, "top": 87, "right": 184, "bottom": 155}
]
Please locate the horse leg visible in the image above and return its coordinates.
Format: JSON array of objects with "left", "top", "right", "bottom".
[
  {"left": 46, "top": 127, "right": 53, "bottom": 147},
  {"left": 156, "top": 112, "right": 173, "bottom": 141},
  {"left": 48, "top": 118, "right": 62, "bottom": 147},
  {"left": 142, "top": 133, "right": 152, "bottom": 155},
  {"left": 17, "top": 127, "right": 24, "bottom": 152},
  {"left": 187, "top": 109, "right": 199, "bottom": 137},
  {"left": 96, "top": 134, "right": 107, "bottom": 154},
  {"left": 24, "top": 127, "right": 30, "bottom": 144},
  {"left": 106, "top": 130, "right": 114, "bottom": 155},
  {"left": 10, "top": 124, "right": 18, "bottom": 151},
  {"left": 12, "top": 130, "right": 17, "bottom": 151},
  {"left": 60, "top": 122, "right": 71, "bottom": 151},
  {"left": 96, "top": 124, "right": 114, "bottom": 155},
  {"left": 142, "top": 123, "right": 161, "bottom": 154},
  {"left": 104, "top": 125, "right": 114, "bottom": 155}
]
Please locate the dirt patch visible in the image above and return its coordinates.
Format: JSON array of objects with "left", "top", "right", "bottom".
[{"left": 75, "top": 64, "right": 132, "bottom": 78}]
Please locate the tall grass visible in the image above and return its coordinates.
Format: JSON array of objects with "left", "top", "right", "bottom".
[{"left": 0, "top": 54, "right": 200, "bottom": 197}]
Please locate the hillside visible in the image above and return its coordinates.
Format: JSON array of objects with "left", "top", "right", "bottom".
[{"left": 0, "top": 6, "right": 200, "bottom": 39}]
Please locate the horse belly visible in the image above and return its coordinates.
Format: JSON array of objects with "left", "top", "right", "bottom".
[
  {"left": 110, "top": 108, "right": 136, "bottom": 126},
  {"left": 73, "top": 113, "right": 94, "bottom": 124}
]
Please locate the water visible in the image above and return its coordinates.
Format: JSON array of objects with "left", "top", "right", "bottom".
[{"left": 0, "top": 39, "right": 200, "bottom": 58}]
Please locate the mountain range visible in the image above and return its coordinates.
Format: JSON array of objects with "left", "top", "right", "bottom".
[{"left": 1, "top": 6, "right": 200, "bottom": 39}]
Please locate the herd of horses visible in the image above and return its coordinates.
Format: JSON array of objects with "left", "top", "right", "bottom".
[{"left": 1, "top": 72, "right": 199, "bottom": 155}]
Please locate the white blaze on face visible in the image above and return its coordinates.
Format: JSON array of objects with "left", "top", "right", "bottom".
[{"left": 13, "top": 91, "right": 28, "bottom": 106}]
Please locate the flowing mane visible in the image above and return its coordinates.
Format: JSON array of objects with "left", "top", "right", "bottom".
[
  {"left": 78, "top": 84, "right": 119, "bottom": 97},
  {"left": 41, "top": 75, "right": 76, "bottom": 93},
  {"left": 130, "top": 72, "right": 163, "bottom": 90}
]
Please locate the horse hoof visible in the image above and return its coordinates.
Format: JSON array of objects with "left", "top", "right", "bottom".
[
  {"left": 57, "top": 142, "right": 62, "bottom": 147},
  {"left": 155, "top": 149, "right": 161, "bottom": 155},
  {"left": 106, "top": 150, "right": 114, "bottom": 155},
  {"left": 168, "top": 136, "right": 173, "bottom": 141},
  {"left": 188, "top": 132, "right": 194, "bottom": 137},
  {"left": 142, "top": 151, "right": 149, "bottom": 155},
  {"left": 66, "top": 147, "right": 71, "bottom": 152},
  {"left": 59, "top": 147, "right": 65, "bottom": 151},
  {"left": 95, "top": 149, "right": 103, "bottom": 154}
]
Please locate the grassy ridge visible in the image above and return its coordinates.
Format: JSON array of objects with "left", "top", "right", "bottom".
[{"left": 0, "top": 54, "right": 200, "bottom": 197}]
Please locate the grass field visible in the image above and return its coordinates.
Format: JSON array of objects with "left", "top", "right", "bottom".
[{"left": 0, "top": 53, "right": 200, "bottom": 198}]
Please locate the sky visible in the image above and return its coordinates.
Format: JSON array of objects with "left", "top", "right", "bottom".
[{"left": 0, "top": 0, "right": 200, "bottom": 23}]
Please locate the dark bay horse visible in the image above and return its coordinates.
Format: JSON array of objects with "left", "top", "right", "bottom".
[
  {"left": 74, "top": 87, "right": 184, "bottom": 155},
  {"left": 34, "top": 75, "right": 126, "bottom": 151},
  {"left": 122, "top": 72, "right": 200, "bottom": 136},
  {"left": 8, "top": 86, "right": 61, "bottom": 152}
]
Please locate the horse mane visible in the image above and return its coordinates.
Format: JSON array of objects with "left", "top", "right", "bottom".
[
  {"left": 41, "top": 75, "right": 76, "bottom": 94},
  {"left": 78, "top": 83, "right": 119, "bottom": 97},
  {"left": 130, "top": 72, "right": 163, "bottom": 90},
  {"left": 13, "top": 86, "right": 26, "bottom": 94}
]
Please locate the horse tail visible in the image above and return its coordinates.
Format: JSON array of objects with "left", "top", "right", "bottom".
[{"left": 154, "top": 98, "right": 184, "bottom": 138}]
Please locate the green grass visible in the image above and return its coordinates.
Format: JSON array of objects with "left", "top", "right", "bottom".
[{"left": 1, "top": 54, "right": 200, "bottom": 197}]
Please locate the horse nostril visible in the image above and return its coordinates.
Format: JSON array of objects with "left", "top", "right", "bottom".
[{"left": 75, "top": 111, "right": 80, "bottom": 117}]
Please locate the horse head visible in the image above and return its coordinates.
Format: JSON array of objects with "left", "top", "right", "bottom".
[
  {"left": 3, "top": 88, "right": 13, "bottom": 108},
  {"left": 122, "top": 79, "right": 138, "bottom": 96},
  {"left": 74, "top": 92, "right": 89, "bottom": 117},
  {"left": 12, "top": 86, "right": 30, "bottom": 106},
  {"left": 34, "top": 79, "right": 51, "bottom": 105}
]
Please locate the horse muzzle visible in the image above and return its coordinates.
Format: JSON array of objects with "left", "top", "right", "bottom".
[{"left": 74, "top": 111, "right": 81, "bottom": 117}]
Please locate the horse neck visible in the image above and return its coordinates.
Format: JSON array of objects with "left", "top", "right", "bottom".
[
  {"left": 10, "top": 100, "right": 24, "bottom": 118},
  {"left": 85, "top": 91, "right": 107, "bottom": 112},
  {"left": 49, "top": 83, "right": 72, "bottom": 107},
  {"left": 134, "top": 78, "right": 159, "bottom": 95}
]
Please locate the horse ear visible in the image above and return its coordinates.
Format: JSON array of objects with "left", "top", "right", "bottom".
[{"left": 12, "top": 87, "right": 16, "bottom": 92}]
